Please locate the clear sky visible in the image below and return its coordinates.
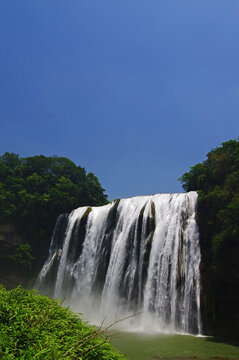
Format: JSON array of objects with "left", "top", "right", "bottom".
[{"left": 0, "top": 1, "right": 239, "bottom": 201}]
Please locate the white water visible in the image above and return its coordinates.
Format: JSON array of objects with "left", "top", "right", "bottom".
[{"left": 36, "top": 192, "right": 201, "bottom": 334}]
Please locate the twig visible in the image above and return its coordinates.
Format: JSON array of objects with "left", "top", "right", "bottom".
[
  {"left": 80, "top": 338, "right": 108, "bottom": 358},
  {"left": 63, "top": 312, "right": 142, "bottom": 358},
  {"left": 97, "top": 311, "right": 143, "bottom": 334}
]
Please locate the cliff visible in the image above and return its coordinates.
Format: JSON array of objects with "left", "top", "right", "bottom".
[{"left": 0, "top": 223, "right": 29, "bottom": 289}]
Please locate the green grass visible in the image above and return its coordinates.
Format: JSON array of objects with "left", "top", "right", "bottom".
[{"left": 111, "top": 332, "right": 239, "bottom": 360}]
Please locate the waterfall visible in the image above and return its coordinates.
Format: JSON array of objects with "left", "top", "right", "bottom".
[{"left": 36, "top": 192, "right": 201, "bottom": 334}]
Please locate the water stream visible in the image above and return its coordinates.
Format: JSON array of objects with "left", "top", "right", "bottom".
[{"left": 36, "top": 192, "right": 201, "bottom": 334}]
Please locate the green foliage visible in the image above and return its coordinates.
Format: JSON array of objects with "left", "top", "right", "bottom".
[
  {"left": 179, "top": 138, "right": 239, "bottom": 339},
  {"left": 0, "top": 286, "right": 126, "bottom": 360},
  {"left": 0, "top": 153, "right": 108, "bottom": 278},
  {"left": 0, "top": 153, "right": 108, "bottom": 221},
  {"left": 9, "top": 244, "right": 34, "bottom": 270},
  {"left": 179, "top": 139, "right": 239, "bottom": 193}
]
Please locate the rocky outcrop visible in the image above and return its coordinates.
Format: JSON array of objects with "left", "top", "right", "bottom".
[
  {"left": 0, "top": 223, "right": 26, "bottom": 289},
  {"left": 0, "top": 223, "right": 24, "bottom": 249}
]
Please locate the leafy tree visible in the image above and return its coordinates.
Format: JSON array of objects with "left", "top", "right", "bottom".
[
  {"left": 179, "top": 138, "right": 239, "bottom": 340},
  {"left": 0, "top": 153, "right": 108, "bottom": 282}
]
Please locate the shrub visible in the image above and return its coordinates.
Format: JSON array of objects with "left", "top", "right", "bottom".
[
  {"left": 9, "top": 244, "right": 34, "bottom": 270},
  {"left": 0, "top": 286, "right": 126, "bottom": 360}
]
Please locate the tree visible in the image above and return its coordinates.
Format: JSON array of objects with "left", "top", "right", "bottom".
[
  {"left": 179, "top": 138, "right": 239, "bottom": 340},
  {"left": 0, "top": 153, "right": 108, "bottom": 281}
]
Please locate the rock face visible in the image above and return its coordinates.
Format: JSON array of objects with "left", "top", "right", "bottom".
[
  {"left": 0, "top": 223, "right": 24, "bottom": 249},
  {"left": 0, "top": 223, "right": 26, "bottom": 289}
]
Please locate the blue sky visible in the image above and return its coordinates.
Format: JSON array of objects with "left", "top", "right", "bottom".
[{"left": 0, "top": 1, "right": 239, "bottom": 201}]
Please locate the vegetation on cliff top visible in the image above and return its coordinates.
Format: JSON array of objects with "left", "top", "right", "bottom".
[
  {"left": 0, "top": 153, "right": 108, "bottom": 280},
  {"left": 179, "top": 138, "right": 239, "bottom": 339},
  {"left": 0, "top": 286, "right": 125, "bottom": 360}
]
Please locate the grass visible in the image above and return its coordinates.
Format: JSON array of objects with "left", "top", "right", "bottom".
[{"left": 110, "top": 332, "right": 239, "bottom": 360}]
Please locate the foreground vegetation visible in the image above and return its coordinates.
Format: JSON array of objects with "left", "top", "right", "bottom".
[
  {"left": 179, "top": 138, "right": 239, "bottom": 339},
  {"left": 0, "top": 286, "right": 126, "bottom": 360},
  {"left": 111, "top": 331, "right": 239, "bottom": 360},
  {"left": 0, "top": 152, "right": 108, "bottom": 285},
  {"left": 0, "top": 286, "right": 238, "bottom": 360}
]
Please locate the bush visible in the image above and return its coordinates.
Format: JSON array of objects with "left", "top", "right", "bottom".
[
  {"left": 0, "top": 286, "right": 126, "bottom": 360},
  {"left": 9, "top": 244, "right": 34, "bottom": 270}
]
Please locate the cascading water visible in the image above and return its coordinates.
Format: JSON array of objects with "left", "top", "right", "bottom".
[{"left": 36, "top": 192, "right": 201, "bottom": 334}]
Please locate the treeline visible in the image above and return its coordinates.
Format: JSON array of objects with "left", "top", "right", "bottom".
[
  {"left": 179, "top": 138, "right": 239, "bottom": 339},
  {"left": 0, "top": 153, "right": 108, "bottom": 282}
]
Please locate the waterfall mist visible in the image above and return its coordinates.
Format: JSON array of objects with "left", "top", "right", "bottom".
[{"left": 36, "top": 192, "right": 201, "bottom": 334}]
